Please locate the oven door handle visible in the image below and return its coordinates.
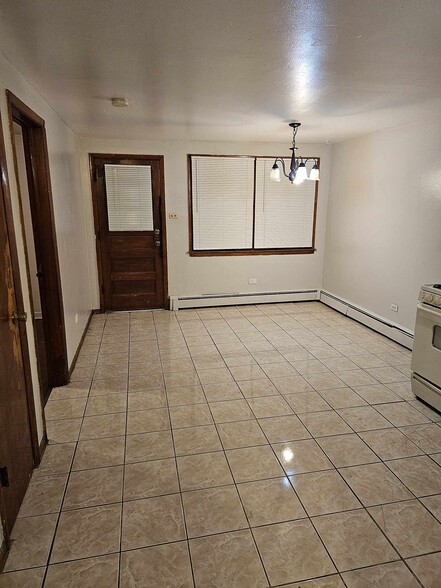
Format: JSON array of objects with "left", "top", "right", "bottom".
[{"left": 417, "top": 303, "right": 441, "bottom": 322}]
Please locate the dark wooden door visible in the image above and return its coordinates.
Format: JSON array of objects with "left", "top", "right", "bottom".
[
  {"left": 91, "top": 155, "right": 167, "bottom": 311},
  {"left": 0, "top": 162, "right": 34, "bottom": 536}
]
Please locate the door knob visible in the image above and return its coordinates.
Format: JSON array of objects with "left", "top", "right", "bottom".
[{"left": 12, "top": 311, "right": 27, "bottom": 323}]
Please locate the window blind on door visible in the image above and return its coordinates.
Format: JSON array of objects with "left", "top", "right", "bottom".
[
  {"left": 254, "top": 158, "right": 316, "bottom": 248},
  {"left": 105, "top": 164, "right": 154, "bottom": 231},
  {"left": 191, "top": 156, "right": 255, "bottom": 250}
]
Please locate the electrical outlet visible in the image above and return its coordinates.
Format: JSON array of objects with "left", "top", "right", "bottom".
[
  {"left": 390, "top": 304, "right": 398, "bottom": 312},
  {"left": 169, "top": 213, "right": 178, "bottom": 219},
  {"left": 248, "top": 278, "right": 257, "bottom": 284}
]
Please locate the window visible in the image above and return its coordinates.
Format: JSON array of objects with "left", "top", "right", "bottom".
[
  {"left": 105, "top": 164, "right": 154, "bottom": 231},
  {"left": 189, "top": 155, "right": 319, "bottom": 255}
]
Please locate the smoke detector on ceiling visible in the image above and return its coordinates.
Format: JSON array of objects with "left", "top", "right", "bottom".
[{"left": 111, "top": 97, "right": 129, "bottom": 107}]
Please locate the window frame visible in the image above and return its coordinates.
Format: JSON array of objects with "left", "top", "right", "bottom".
[{"left": 188, "top": 154, "right": 320, "bottom": 257}]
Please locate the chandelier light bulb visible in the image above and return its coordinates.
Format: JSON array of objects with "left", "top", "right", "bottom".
[
  {"left": 296, "top": 162, "right": 308, "bottom": 182},
  {"left": 293, "top": 175, "right": 304, "bottom": 185},
  {"left": 309, "top": 164, "right": 320, "bottom": 181},
  {"left": 270, "top": 164, "right": 281, "bottom": 182}
]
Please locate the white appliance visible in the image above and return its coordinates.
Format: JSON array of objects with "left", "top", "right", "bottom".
[{"left": 411, "top": 284, "right": 441, "bottom": 412}]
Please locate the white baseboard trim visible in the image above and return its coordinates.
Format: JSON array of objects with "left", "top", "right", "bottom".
[
  {"left": 170, "top": 289, "right": 320, "bottom": 310},
  {"left": 320, "top": 290, "right": 414, "bottom": 350}
]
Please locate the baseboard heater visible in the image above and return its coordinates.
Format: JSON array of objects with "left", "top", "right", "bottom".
[
  {"left": 170, "top": 289, "right": 320, "bottom": 310},
  {"left": 320, "top": 290, "right": 414, "bottom": 350}
]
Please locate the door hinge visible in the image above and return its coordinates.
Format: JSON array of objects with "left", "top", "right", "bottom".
[{"left": 0, "top": 466, "right": 9, "bottom": 488}]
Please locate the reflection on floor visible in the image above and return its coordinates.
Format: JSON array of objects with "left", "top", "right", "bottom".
[{"left": 1, "top": 302, "right": 441, "bottom": 587}]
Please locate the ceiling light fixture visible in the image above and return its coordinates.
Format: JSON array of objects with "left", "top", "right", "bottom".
[
  {"left": 111, "top": 97, "right": 129, "bottom": 107},
  {"left": 270, "top": 122, "right": 320, "bottom": 184}
]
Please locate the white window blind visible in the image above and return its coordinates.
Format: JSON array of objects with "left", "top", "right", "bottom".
[
  {"left": 191, "top": 156, "right": 254, "bottom": 250},
  {"left": 105, "top": 164, "right": 154, "bottom": 231},
  {"left": 254, "top": 158, "right": 316, "bottom": 249}
]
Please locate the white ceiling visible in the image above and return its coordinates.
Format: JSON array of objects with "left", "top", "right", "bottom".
[{"left": 1, "top": 0, "right": 440, "bottom": 143}]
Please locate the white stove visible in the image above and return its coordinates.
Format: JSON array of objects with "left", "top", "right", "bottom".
[{"left": 411, "top": 284, "right": 441, "bottom": 412}]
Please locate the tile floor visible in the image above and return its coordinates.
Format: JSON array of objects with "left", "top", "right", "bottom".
[{"left": 1, "top": 301, "right": 441, "bottom": 587}]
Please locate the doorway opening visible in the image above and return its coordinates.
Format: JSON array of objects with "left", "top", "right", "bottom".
[
  {"left": 7, "top": 91, "right": 68, "bottom": 404},
  {"left": 90, "top": 154, "right": 168, "bottom": 311}
]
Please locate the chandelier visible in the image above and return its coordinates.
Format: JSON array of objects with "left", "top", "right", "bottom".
[{"left": 270, "top": 122, "right": 320, "bottom": 184}]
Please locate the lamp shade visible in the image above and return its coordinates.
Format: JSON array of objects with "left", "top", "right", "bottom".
[
  {"left": 296, "top": 162, "right": 308, "bottom": 182},
  {"left": 270, "top": 163, "right": 281, "bottom": 182},
  {"left": 309, "top": 164, "right": 320, "bottom": 181}
]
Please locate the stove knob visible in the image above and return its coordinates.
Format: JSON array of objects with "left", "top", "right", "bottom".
[
  {"left": 426, "top": 293, "right": 434, "bottom": 303},
  {"left": 436, "top": 296, "right": 441, "bottom": 307}
]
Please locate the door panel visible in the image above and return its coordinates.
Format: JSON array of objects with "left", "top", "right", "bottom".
[
  {"left": 0, "top": 162, "right": 34, "bottom": 536},
  {"left": 92, "top": 156, "right": 166, "bottom": 311}
]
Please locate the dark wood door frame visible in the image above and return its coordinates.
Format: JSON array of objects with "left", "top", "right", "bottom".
[
  {"left": 6, "top": 91, "right": 68, "bottom": 394},
  {"left": 90, "top": 153, "right": 169, "bottom": 311},
  {"left": 0, "top": 104, "right": 42, "bottom": 542}
]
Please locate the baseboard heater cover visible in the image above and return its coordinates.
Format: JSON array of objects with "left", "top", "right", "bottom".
[
  {"left": 170, "top": 289, "right": 320, "bottom": 310},
  {"left": 320, "top": 290, "right": 414, "bottom": 350}
]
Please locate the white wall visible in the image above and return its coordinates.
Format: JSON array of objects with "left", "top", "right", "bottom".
[
  {"left": 79, "top": 138, "right": 331, "bottom": 307},
  {"left": 323, "top": 109, "right": 441, "bottom": 332},
  {"left": 0, "top": 51, "right": 93, "bottom": 441}
]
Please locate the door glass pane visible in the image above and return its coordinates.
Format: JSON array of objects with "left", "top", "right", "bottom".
[{"left": 105, "top": 164, "right": 153, "bottom": 231}]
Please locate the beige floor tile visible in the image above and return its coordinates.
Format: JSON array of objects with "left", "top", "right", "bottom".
[
  {"left": 120, "top": 542, "right": 193, "bottom": 588},
  {"left": 170, "top": 403, "right": 213, "bottom": 428},
  {"left": 125, "top": 430, "right": 174, "bottom": 463},
  {"left": 161, "top": 358, "right": 195, "bottom": 373},
  {"left": 227, "top": 445, "right": 285, "bottom": 482},
  {"left": 90, "top": 377, "right": 127, "bottom": 395},
  {"left": 320, "top": 357, "right": 359, "bottom": 372},
  {"left": 129, "top": 372, "right": 164, "bottom": 392},
  {"left": 369, "top": 499, "right": 441, "bottom": 557},
  {"left": 63, "top": 466, "right": 123, "bottom": 509},
  {"left": 291, "top": 470, "right": 361, "bottom": 516},
  {"left": 126, "top": 407, "right": 170, "bottom": 434},
  {"left": 165, "top": 385, "right": 205, "bottom": 406},
  {"left": 342, "top": 561, "right": 420, "bottom": 588},
  {"left": 375, "top": 402, "right": 431, "bottom": 427},
  {"left": 173, "top": 424, "right": 222, "bottom": 455},
  {"left": 224, "top": 352, "right": 257, "bottom": 367},
  {"left": 258, "top": 415, "right": 311, "bottom": 443},
  {"left": 122, "top": 494, "right": 185, "bottom": 550},
  {"left": 281, "top": 576, "right": 345, "bottom": 588},
  {"left": 352, "top": 383, "right": 401, "bottom": 404},
  {"left": 209, "top": 399, "right": 255, "bottom": 423},
  {"left": 0, "top": 568, "right": 45, "bottom": 587},
  {"left": 409, "top": 398, "right": 441, "bottom": 422},
  {"left": 299, "top": 410, "right": 352, "bottom": 437},
  {"left": 334, "top": 369, "right": 378, "bottom": 387},
  {"left": 203, "top": 381, "right": 243, "bottom": 401},
  {"left": 359, "top": 428, "right": 424, "bottom": 460},
  {"left": 421, "top": 494, "right": 441, "bottom": 521},
  {"left": 3, "top": 514, "right": 57, "bottom": 572},
  {"left": 128, "top": 389, "right": 167, "bottom": 410},
  {"left": 273, "top": 375, "right": 314, "bottom": 394},
  {"left": 124, "top": 458, "right": 179, "bottom": 500},
  {"left": 406, "top": 552, "right": 441, "bottom": 588},
  {"left": 72, "top": 437, "right": 125, "bottom": 470},
  {"left": 262, "top": 362, "right": 299, "bottom": 379},
  {"left": 229, "top": 364, "right": 267, "bottom": 381},
  {"left": 35, "top": 443, "right": 76, "bottom": 476},
  {"left": 45, "top": 397, "right": 87, "bottom": 420},
  {"left": 319, "top": 388, "right": 367, "bottom": 409},
  {"left": 217, "top": 419, "right": 268, "bottom": 449},
  {"left": 366, "top": 366, "right": 408, "bottom": 383},
  {"left": 274, "top": 439, "right": 334, "bottom": 475},
  {"left": 45, "top": 554, "right": 119, "bottom": 588},
  {"left": 339, "top": 462, "right": 413, "bottom": 506},
  {"left": 80, "top": 413, "right": 126, "bottom": 440},
  {"left": 86, "top": 394, "right": 127, "bottom": 416},
  {"left": 253, "top": 519, "right": 336, "bottom": 585},
  {"left": 304, "top": 372, "right": 346, "bottom": 391},
  {"left": 399, "top": 423, "right": 441, "bottom": 453},
  {"left": 317, "top": 434, "right": 380, "bottom": 468},
  {"left": 177, "top": 451, "right": 233, "bottom": 490},
  {"left": 46, "top": 418, "right": 82, "bottom": 444},
  {"left": 386, "top": 455, "right": 441, "bottom": 496},
  {"left": 190, "top": 529, "right": 267, "bottom": 588},
  {"left": 314, "top": 509, "right": 398, "bottom": 571},
  {"left": 337, "top": 406, "right": 392, "bottom": 432},
  {"left": 291, "top": 359, "right": 330, "bottom": 376},
  {"left": 163, "top": 370, "right": 200, "bottom": 388},
  {"left": 18, "top": 474, "right": 67, "bottom": 517},
  {"left": 284, "top": 391, "right": 331, "bottom": 414},
  {"left": 238, "top": 477, "right": 306, "bottom": 526},
  {"left": 247, "top": 395, "right": 293, "bottom": 418},
  {"left": 51, "top": 504, "right": 121, "bottom": 563},
  {"left": 183, "top": 485, "right": 248, "bottom": 538},
  {"left": 198, "top": 367, "right": 233, "bottom": 385},
  {"left": 238, "top": 378, "right": 279, "bottom": 398},
  {"left": 50, "top": 382, "right": 90, "bottom": 399}
]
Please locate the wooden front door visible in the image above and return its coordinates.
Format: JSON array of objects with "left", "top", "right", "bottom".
[
  {"left": 91, "top": 155, "right": 167, "bottom": 311},
  {"left": 0, "top": 137, "right": 35, "bottom": 537}
]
